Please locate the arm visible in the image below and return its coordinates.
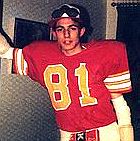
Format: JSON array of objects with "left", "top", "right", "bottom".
[
  {"left": 111, "top": 93, "right": 134, "bottom": 141},
  {"left": 104, "top": 42, "right": 134, "bottom": 140}
]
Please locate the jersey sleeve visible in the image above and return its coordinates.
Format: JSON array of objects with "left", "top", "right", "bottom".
[
  {"left": 104, "top": 42, "right": 132, "bottom": 94},
  {"left": 13, "top": 48, "right": 28, "bottom": 75}
]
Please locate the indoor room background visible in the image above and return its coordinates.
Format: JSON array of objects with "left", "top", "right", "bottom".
[{"left": 0, "top": 0, "right": 140, "bottom": 140}]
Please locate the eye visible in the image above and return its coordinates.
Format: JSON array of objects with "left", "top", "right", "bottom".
[
  {"left": 56, "top": 27, "right": 63, "bottom": 32},
  {"left": 69, "top": 26, "right": 78, "bottom": 31}
]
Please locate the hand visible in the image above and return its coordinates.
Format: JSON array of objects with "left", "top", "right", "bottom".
[
  {"left": 119, "top": 125, "right": 134, "bottom": 141},
  {"left": 0, "top": 32, "right": 11, "bottom": 56}
]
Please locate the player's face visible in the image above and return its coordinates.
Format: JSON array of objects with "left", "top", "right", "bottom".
[{"left": 53, "top": 18, "right": 85, "bottom": 56}]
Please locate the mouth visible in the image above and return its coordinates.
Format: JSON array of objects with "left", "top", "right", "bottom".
[{"left": 63, "top": 40, "right": 72, "bottom": 45}]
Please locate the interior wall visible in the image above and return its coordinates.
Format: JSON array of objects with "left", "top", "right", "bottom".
[
  {"left": 106, "top": 0, "right": 117, "bottom": 39},
  {"left": 0, "top": 74, "right": 60, "bottom": 140}
]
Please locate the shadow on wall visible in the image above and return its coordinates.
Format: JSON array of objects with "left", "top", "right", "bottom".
[{"left": 0, "top": 74, "right": 60, "bottom": 141}]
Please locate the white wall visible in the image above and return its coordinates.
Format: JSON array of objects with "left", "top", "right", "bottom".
[{"left": 106, "top": 0, "right": 117, "bottom": 39}]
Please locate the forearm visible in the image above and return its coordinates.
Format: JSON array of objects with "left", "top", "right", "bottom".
[{"left": 111, "top": 95, "right": 134, "bottom": 141}]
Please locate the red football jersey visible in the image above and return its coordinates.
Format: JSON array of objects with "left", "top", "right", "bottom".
[{"left": 13, "top": 40, "right": 132, "bottom": 132}]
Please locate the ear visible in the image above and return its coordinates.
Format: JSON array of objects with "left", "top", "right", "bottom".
[
  {"left": 52, "top": 31, "right": 57, "bottom": 40},
  {"left": 80, "top": 27, "right": 86, "bottom": 37},
  {"left": 52, "top": 31, "right": 57, "bottom": 38}
]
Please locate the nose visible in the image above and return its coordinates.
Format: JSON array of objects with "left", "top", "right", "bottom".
[{"left": 64, "top": 29, "right": 70, "bottom": 38}]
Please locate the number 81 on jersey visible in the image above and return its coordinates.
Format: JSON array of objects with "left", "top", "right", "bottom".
[{"left": 44, "top": 63, "right": 98, "bottom": 111}]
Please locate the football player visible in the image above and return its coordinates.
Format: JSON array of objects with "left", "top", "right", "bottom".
[{"left": 0, "top": 4, "right": 134, "bottom": 141}]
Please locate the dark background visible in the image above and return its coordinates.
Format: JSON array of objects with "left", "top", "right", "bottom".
[{"left": 115, "top": 3, "right": 140, "bottom": 141}]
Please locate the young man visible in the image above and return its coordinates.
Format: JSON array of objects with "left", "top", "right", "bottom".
[{"left": 0, "top": 4, "right": 134, "bottom": 141}]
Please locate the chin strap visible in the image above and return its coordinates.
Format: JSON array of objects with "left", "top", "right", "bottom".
[{"left": 111, "top": 95, "right": 134, "bottom": 141}]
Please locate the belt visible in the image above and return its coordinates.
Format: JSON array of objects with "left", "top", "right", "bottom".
[{"left": 69, "top": 129, "right": 100, "bottom": 141}]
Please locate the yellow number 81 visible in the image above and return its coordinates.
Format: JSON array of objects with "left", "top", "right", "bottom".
[{"left": 44, "top": 63, "right": 97, "bottom": 111}]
